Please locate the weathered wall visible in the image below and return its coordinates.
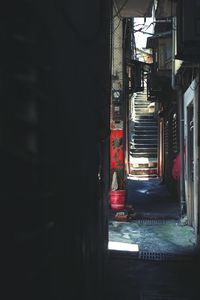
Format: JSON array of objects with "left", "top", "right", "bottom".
[{"left": 1, "top": 1, "right": 111, "bottom": 299}]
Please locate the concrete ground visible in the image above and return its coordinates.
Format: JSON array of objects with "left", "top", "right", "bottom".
[
  {"left": 105, "top": 250, "right": 200, "bottom": 300},
  {"left": 109, "top": 220, "right": 197, "bottom": 254},
  {"left": 109, "top": 177, "right": 197, "bottom": 254},
  {"left": 106, "top": 178, "right": 200, "bottom": 300}
]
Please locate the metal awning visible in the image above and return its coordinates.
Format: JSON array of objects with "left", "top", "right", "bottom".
[
  {"left": 156, "top": 0, "right": 176, "bottom": 18},
  {"left": 115, "top": 0, "right": 154, "bottom": 17}
]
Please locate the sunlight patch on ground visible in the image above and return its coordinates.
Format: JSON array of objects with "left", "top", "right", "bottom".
[
  {"left": 108, "top": 241, "right": 139, "bottom": 252},
  {"left": 127, "top": 176, "right": 150, "bottom": 181}
]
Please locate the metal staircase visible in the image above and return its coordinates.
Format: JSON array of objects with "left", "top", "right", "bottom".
[{"left": 129, "top": 88, "right": 158, "bottom": 178}]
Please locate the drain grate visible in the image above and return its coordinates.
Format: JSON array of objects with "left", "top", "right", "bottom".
[
  {"left": 135, "top": 219, "right": 177, "bottom": 225},
  {"left": 138, "top": 251, "right": 193, "bottom": 262},
  {"left": 140, "top": 292, "right": 189, "bottom": 300}
]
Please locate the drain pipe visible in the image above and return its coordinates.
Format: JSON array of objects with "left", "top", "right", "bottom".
[
  {"left": 172, "top": 76, "right": 186, "bottom": 216},
  {"left": 178, "top": 87, "right": 186, "bottom": 216},
  {"left": 172, "top": 83, "right": 185, "bottom": 216},
  {"left": 171, "top": 16, "right": 186, "bottom": 216}
]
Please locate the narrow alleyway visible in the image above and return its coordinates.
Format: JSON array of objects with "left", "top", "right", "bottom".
[
  {"left": 105, "top": 249, "right": 200, "bottom": 300},
  {"left": 109, "top": 177, "right": 197, "bottom": 254},
  {"left": 126, "top": 178, "right": 180, "bottom": 219},
  {"left": 107, "top": 178, "right": 200, "bottom": 300}
]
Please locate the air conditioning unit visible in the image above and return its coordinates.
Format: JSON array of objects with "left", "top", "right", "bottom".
[
  {"left": 147, "top": 64, "right": 172, "bottom": 102},
  {"left": 157, "top": 38, "right": 172, "bottom": 70},
  {"left": 147, "top": 65, "right": 162, "bottom": 101},
  {"left": 176, "top": 0, "right": 200, "bottom": 61},
  {"left": 128, "top": 60, "right": 144, "bottom": 93}
]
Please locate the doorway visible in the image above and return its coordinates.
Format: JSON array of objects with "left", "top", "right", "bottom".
[{"left": 183, "top": 78, "right": 199, "bottom": 230}]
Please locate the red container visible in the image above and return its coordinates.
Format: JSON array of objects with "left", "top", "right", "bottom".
[{"left": 109, "top": 190, "right": 126, "bottom": 210}]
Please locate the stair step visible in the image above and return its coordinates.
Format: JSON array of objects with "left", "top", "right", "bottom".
[
  {"left": 130, "top": 163, "right": 157, "bottom": 168},
  {"left": 131, "top": 137, "right": 157, "bottom": 141},
  {"left": 130, "top": 153, "right": 157, "bottom": 158},
  {"left": 135, "top": 111, "right": 154, "bottom": 114},
  {"left": 131, "top": 150, "right": 157, "bottom": 155},
  {"left": 134, "top": 125, "right": 158, "bottom": 129},
  {"left": 135, "top": 96, "right": 147, "bottom": 99},
  {"left": 135, "top": 112, "right": 155, "bottom": 116},
  {"left": 131, "top": 136, "right": 157, "bottom": 140},
  {"left": 130, "top": 167, "right": 157, "bottom": 171},
  {"left": 134, "top": 129, "right": 157, "bottom": 138},
  {"left": 130, "top": 139, "right": 158, "bottom": 146},
  {"left": 134, "top": 124, "right": 157, "bottom": 128},
  {"left": 134, "top": 121, "right": 157, "bottom": 125},
  {"left": 134, "top": 103, "right": 149, "bottom": 106},
  {"left": 134, "top": 117, "right": 157, "bottom": 120},
  {"left": 132, "top": 146, "right": 157, "bottom": 150},
  {"left": 131, "top": 143, "right": 157, "bottom": 147},
  {"left": 134, "top": 122, "right": 157, "bottom": 127},
  {"left": 130, "top": 169, "right": 158, "bottom": 176},
  {"left": 129, "top": 173, "right": 158, "bottom": 178},
  {"left": 131, "top": 145, "right": 157, "bottom": 148},
  {"left": 134, "top": 115, "right": 156, "bottom": 120},
  {"left": 135, "top": 107, "right": 154, "bottom": 111}
]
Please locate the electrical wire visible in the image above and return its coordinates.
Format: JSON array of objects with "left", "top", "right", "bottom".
[
  {"left": 113, "top": 0, "right": 123, "bottom": 20},
  {"left": 113, "top": 0, "right": 128, "bottom": 19},
  {"left": 112, "top": 17, "right": 122, "bottom": 34}
]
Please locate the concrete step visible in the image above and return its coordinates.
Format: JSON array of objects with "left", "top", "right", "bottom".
[
  {"left": 128, "top": 172, "right": 158, "bottom": 178},
  {"left": 133, "top": 120, "right": 157, "bottom": 125},
  {"left": 135, "top": 95, "right": 147, "bottom": 99},
  {"left": 133, "top": 124, "right": 157, "bottom": 129},
  {"left": 131, "top": 141, "right": 157, "bottom": 147},
  {"left": 131, "top": 149, "right": 157, "bottom": 155},
  {"left": 130, "top": 162, "right": 158, "bottom": 168},
  {"left": 131, "top": 142, "right": 157, "bottom": 147},
  {"left": 134, "top": 100, "right": 147, "bottom": 104},
  {"left": 135, "top": 107, "right": 154, "bottom": 112},
  {"left": 134, "top": 122, "right": 157, "bottom": 126},
  {"left": 130, "top": 168, "right": 158, "bottom": 176},
  {"left": 134, "top": 104, "right": 150, "bottom": 109},
  {"left": 134, "top": 99, "right": 149, "bottom": 102},
  {"left": 131, "top": 135, "right": 157, "bottom": 140},
  {"left": 130, "top": 167, "right": 157, "bottom": 171},
  {"left": 133, "top": 132, "right": 158, "bottom": 137},
  {"left": 131, "top": 137, "right": 158, "bottom": 141},
  {"left": 130, "top": 153, "right": 157, "bottom": 158},
  {"left": 134, "top": 117, "right": 157, "bottom": 121},
  {"left": 134, "top": 115, "right": 156, "bottom": 120},
  {"left": 134, "top": 99, "right": 148, "bottom": 103},
  {"left": 134, "top": 124, "right": 158, "bottom": 129},
  {"left": 131, "top": 137, "right": 157, "bottom": 141},
  {"left": 135, "top": 112, "right": 155, "bottom": 116},
  {"left": 131, "top": 143, "right": 157, "bottom": 148},
  {"left": 129, "top": 156, "right": 157, "bottom": 164}
]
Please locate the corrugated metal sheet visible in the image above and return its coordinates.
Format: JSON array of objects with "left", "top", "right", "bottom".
[
  {"left": 115, "top": 0, "right": 153, "bottom": 17},
  {"left": 156, "top": 0, "right": 176, "bottom": 18}
]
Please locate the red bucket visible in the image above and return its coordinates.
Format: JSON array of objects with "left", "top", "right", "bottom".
[{"left": 109, "top": 190, "right": 126, "bottom": 210}]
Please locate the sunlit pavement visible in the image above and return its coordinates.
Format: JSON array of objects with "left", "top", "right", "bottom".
[
  {"left": 108, "top": 178, "right": 197, "bottom": 255},
  {"left": 109, "top": 219, "right": 197, "bottom": 254}
]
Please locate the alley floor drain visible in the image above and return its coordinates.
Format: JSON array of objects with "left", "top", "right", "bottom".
[
  {"left": 140, "top": 293, "right": 189, "bottom": 300},
  {"left": 138, "top": 251, "right": 193, "bottom": 261},
  {"left": 135, "top": 219, "right": 178, "bottom": 225}
]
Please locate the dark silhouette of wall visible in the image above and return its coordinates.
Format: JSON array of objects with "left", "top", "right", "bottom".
[{"left": 1, "top": 1, "right": 111, "bottom": 299}]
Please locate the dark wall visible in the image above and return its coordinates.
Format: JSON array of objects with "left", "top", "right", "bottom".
[
  {"left": 0, "top": 1, "right": 111, "bottom": 299},
  {"left": 163, "top": 102, "right": 179, "bottom": 199}
]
